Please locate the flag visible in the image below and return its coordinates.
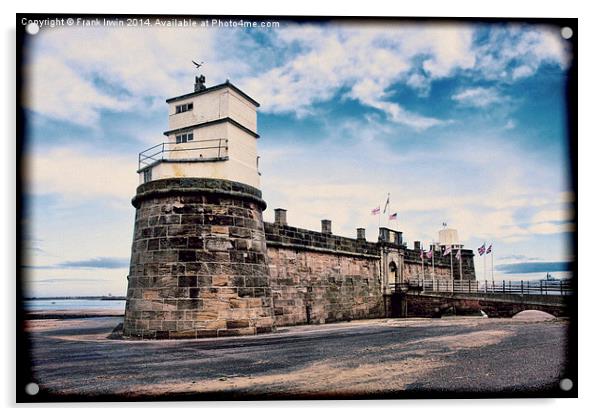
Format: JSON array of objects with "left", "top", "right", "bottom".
[
  {"left": 486, "top": 244, "right": 492, "bottom": 254},
  {"left": 426, "top": 249, "right": 433, "bottom": 259},
  {"left": 478, "top": 243, "right": 486, "bottom": 256},
  {"left": 443, "top": 246, "right": 452, "bottom": 256},
  {"left": 389, "top": 212, "right": 397, "bottom": 220},
  {"left": 455, "top": 249, "right": 462, "bottom": 260},
  {"left": 383, "top": 194, "right": 390, "bottom": 214},
  {"left": 371, "top": 206, "right": 380, "bottom": 215},
  {"left": 420, "top": 250, "right": 424, "bottom": 260}
]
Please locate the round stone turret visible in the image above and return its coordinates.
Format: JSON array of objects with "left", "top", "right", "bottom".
[{"left": 123, "top": 178, "right": 274, "bottom": 339}]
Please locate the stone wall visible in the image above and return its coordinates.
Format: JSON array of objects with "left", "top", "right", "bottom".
[
  {"left": 404, "top": 293, "right": 569, "bottom": 318},
  {"left": 402, "top": 248, "right": 476, "bottom": 281},
  {"left": 264, "top": 222, "right": 384, "bottom": 326},
  {"left": 123, "top": 178, "right": 275, "bottom": 339}
]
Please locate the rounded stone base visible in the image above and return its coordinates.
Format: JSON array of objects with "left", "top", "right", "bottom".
[{"left": 123, "top": 178, "right": 275, "bottom": 339}]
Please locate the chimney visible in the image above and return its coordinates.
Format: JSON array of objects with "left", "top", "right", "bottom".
[
  {"left": 321, "top": 219, "right": 332, "bottom": 235},
  {"left": 414, "top": 241, "right": 421, "bottom": 250},
  {"left": 194, "top": 74, "right": 206, "bottom": 92},
  {"left": 357, "top": 228, "right": 366, "bottom": 241},
  {"left": 274, "top": 208, "right": 287, "bottom": 226}
]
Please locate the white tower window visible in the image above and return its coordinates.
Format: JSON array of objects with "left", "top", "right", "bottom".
[
  {"left": 175, "top": 131, "right": 194, "bottom": 144},
  {"left": 175, "top": 103, "right": 193, "bottom": 114}
]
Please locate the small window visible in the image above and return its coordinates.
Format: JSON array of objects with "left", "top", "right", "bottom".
[
  {"left": 175, "top": 103, "right": 193, "bottom": 114},
  {"left": 175, "top": 131, "right": 193, "bottom": 144}
]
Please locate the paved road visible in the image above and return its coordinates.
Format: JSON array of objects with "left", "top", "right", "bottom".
[{"left": 23, "top": 315, "right": 572, "bottom": 400}]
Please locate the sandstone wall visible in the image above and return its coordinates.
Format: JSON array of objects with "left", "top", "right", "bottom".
[
  {"left": 123, "top": 178, "right": 274, "bottom": 339},
  {"left": 264, "top": 223, "right": 384, "bottom": 326}
]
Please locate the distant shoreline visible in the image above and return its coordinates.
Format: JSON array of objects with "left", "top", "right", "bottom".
[{"left": 23, "top": 296, "right": 126, "bottom": 301}]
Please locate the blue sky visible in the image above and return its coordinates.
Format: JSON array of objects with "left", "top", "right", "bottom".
[{"left": 21, "top": 20, "right": 575, "bottom": 297}]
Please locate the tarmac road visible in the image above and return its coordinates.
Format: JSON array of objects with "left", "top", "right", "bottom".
[{"left": 22, "top": 314, "right": 573, "bottom": 400}]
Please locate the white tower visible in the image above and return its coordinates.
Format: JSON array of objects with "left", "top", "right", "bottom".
[
  {"left": 438, "top": 226, "right": 462, "bottom": 250},
  {"left": 125, "top": 76, "right": 275, "bottom": 339},
  {"left": 138, "top": 76, "right": 261, "bottom": 187}
]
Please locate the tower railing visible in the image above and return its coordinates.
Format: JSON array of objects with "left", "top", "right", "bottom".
[{"left": 138, "top": 138, "right": 228, "bottom": 171}]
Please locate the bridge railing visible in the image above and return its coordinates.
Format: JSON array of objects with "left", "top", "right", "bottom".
[{"left": 397, "top": 278, "right": 573, "bottom": 296}]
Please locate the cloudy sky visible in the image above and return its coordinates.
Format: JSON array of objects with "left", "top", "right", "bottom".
[{"left": 21, "top": 18, "right": 575, "bottom": 297}]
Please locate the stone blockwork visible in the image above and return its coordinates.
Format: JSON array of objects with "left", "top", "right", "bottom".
[
  {"left": 402, "top": 248, "right": 476, "bottom": 281},
  {"left": 123, "top": 178, "right": 275, "bottom": 339},
  {"left": 264, "top": 223, "right": 384, "bottom": 326}
]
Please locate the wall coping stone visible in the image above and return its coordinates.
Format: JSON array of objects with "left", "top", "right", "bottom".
[{"left": 132, "top": 178, "right": 266, "bottom": 210}]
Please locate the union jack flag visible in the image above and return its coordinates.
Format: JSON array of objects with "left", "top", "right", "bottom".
[
  {"left": 426, "top": 249, "right": 433, "bottom": 259},
  {"left": 478, "top": 243, "right": 486, "bottom": 256},
  {"left": 389, "top": 212, "right": 397, "bottom": 220},
  {"left": 443, "top": 246, "right": 452, "bottom": 256},
  {"left": 455, "top": 249, "right": 462, "bottom": 260},
  {"left": 486, "top": 244, "right": 492, "bottom": 254},
  {"left": 371, "top": 206, "right": 380, "bottom": 215},
  {"left": 420, "top": 250, "right": 425, "bottom": 260}
]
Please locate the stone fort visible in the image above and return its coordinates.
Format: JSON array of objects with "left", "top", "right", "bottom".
[{"left": 123, "top": 76, "right": 476, "bottom": 339}]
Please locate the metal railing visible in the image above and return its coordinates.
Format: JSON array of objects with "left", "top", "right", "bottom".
[
  {"left": 138, "top": 138, "right": 228, "bottom": 170},
  {"left": 392, "top": 278, "right": 573, "bottom": 296}
]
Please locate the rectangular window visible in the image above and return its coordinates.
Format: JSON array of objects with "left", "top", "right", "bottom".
[
  {"left": 175, "top": 131, "right": 193, "bottom": 144},
  {"left": 175, "top": 103, "right": 193, "bottom": 114},
  {"left": 143, "top": 168, "right": 152, "bottom": 183}
]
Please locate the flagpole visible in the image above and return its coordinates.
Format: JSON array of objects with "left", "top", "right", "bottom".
[
  {"left": 450, "top": 247, "right": 453, "bottom": 281},
  {"left": 483, "top": 246, "right": 487, "bottom": 286},
  {"left": 431, "top": 241, "right": 435, "bottom": 280},
  {"left": 491, "top": 249, "right": 494, "bottom": 283},
  {"left": 388, "top": 199, "right": 391, "bottom": 228},
  {"left": 459, "top": 250, "right": 463, "bottom": 281}
]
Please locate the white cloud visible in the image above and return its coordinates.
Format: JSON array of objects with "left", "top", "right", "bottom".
[
  {"left": 531, "top": 208, "right": 574, "bottom": 224},
  {"left": 23, "top": 23, "right": 571, "bottom": 131},
  {"left": 475, "top": 24, "right": 571, "bottom": 81},
  {"left": 452, "top": 87, "right": 507, "bottom": 108},
  {"left": 243, "top": 23, "right": 471, "bottom": 129},
  {"left": 24, "top": 26, "right": 236, "bottom": 126},
  {"left": 25, "top": 147, "right": 138, "bottom": 201},
  {"left": 504, "top": 119, "right": 516, "bottom": 130},
  {"left": 260, "top": 120, "right": 571, "bottom": 247},
  {"left": 25, "top": 55, "right": 129, "bottom": 125}
]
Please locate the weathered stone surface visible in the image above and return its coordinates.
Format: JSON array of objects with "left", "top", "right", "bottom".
[
  {"left": 266, "top": 247, "right": 385, "bottom": 327},
  {"left": 123, "top": 179, "right": 275, "bottom": 340}
]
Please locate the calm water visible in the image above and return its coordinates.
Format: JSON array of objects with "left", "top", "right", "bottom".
[{"left": 23, "top": 299, "right": 126, "bottom": 311}]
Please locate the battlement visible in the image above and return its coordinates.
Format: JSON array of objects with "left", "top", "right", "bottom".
[{"left": 264, "top": 222, "right": 380, "bottom": 258}]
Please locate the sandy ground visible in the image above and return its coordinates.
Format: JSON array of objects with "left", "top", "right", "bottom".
[{"left": 23, "top": 313, "right": 571, "bottom": 400}]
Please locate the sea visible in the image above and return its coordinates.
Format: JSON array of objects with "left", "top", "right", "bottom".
[{"left": 23, "top": 299, "right": 126, "bottom": 311}]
